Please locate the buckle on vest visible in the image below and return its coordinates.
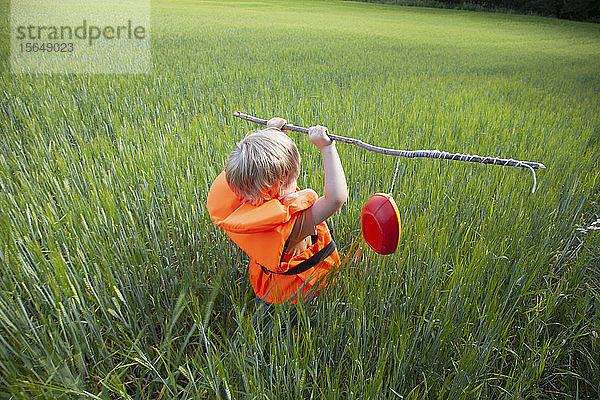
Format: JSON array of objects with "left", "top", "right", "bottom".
[{"left": 261, "top": 240, "right": 336, "bottom": 276}]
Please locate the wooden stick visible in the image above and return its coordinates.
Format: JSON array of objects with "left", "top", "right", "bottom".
[{"left": 233, "top": 111, "right": 546, "bottom": 170}]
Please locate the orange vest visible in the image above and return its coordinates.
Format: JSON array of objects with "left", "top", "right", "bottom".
[{"left": 206, "top": 171, "right": 340, "bottom": 304}]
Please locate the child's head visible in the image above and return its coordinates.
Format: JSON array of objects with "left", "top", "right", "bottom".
[{"left": 226, "top": 128, "right": 300, "bottom": 205}]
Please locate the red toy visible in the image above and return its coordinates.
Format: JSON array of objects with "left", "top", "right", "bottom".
[{"left": 361, "top": 193, "right": 401, "bottom": 255}]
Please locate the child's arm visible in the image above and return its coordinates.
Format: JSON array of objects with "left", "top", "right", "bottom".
[
  {"left": 266, "top": 117, "right": 287, "bottom": 131},
  {"left": 309, "top": 126, "right": 348, "bottom": 226}
]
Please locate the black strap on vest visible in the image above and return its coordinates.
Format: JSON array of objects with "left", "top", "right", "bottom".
[{"left": 261, "top": 240, "right": 336, "bottom": 276}]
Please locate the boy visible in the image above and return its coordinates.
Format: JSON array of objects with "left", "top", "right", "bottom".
[{"left": 206, "top": 117, "right": 348, "bottom": 304}]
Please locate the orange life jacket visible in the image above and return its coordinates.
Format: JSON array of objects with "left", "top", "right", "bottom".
[{"left": 206, "top": 171, "right": 340, "bottom": 304}]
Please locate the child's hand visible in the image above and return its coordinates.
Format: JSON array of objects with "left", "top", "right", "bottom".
[
  {"left": 309, "top": 125, "right": 333, "bottom": 149},
  {"left": 266, "top": 117, "right": 287, "bottom": 131}
]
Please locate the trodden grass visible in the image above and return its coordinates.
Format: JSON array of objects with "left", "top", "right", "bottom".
[{"left": 0, "top": 0, "right": 599, "bottom": 398}]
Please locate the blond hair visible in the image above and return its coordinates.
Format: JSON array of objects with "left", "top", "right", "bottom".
[{"left": 225, "top": 129, "right": 300, "bottom": 205}]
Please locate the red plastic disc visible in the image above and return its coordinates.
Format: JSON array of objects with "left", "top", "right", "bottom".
[{"left": 361, "top": 193, "right": 401, "bottom": 255}]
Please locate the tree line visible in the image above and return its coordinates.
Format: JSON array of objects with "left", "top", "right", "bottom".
[{"left": 350, "top": 0, "right": 599, "bottom": 22}]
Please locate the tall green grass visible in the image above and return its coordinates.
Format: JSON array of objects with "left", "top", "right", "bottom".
[{"left": 0, "top": 0, "right": 599, "bottom": 398}]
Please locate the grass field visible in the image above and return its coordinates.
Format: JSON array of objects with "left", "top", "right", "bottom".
[{"left": 1, "top": 0, "right": 599, "bottom": 398}]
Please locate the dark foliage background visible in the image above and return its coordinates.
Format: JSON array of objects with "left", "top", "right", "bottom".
[{"left": 349, "top": 0, "right": 600, "bottom": 22}]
